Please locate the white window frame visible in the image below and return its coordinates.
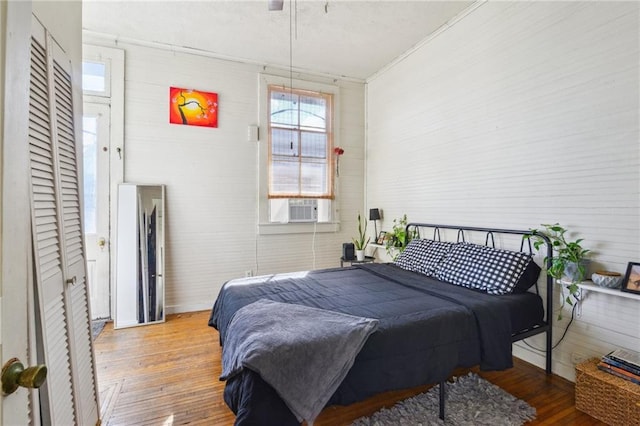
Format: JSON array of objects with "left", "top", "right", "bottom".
[{"left": 258, "top": 74, "right": 340, "bottom": 235}]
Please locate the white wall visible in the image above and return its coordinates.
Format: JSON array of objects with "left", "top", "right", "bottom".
[
  {"left": 83, "top": 35, "right": 366, "bottom": 314},
  {"left": 366, "top": 2, "right": 639, "bottom": 381},
  {"left": 0, "top": 6, "right": 6, "bottom": 421}
]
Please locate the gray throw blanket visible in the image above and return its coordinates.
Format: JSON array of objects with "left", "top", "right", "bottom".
[{"left": 220, "top": 299, "right": 379, "bottom": 424}]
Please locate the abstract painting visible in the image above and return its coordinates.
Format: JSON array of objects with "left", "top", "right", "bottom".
[{"left": 169, "top": 87, "right": 218, "bottom": 128}]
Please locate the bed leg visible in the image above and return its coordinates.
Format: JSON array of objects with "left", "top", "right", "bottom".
[
  {"left": 439, "top": 380, "right": 445, "bottom": 420},
  {"left": 546, "top": 322, "right": 553, "bottom": 374}
]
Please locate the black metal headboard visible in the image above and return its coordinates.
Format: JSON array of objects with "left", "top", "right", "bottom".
[{"left": 406, "top": 223, "right": 554, "bottom": 374}]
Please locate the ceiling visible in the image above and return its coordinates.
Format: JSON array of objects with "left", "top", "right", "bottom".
[{"left": 82, "top": 1, "right": 473, "bottom": 81}]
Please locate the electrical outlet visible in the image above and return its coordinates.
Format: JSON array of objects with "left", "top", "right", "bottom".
[
  {"left": 244, "top": 270, "right": 253, "bottom": 277},
  {"left": 571, "top": 352, "right": 588, "bottom": 364}
]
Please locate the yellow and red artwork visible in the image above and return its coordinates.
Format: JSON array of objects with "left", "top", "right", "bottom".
[{"left": 169, "top": 87, "right": 218, "bottom": 128}]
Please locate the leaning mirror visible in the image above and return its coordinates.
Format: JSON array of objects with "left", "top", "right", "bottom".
[{"left": 114, "top": 184, "right": 165, "bottom": 328}]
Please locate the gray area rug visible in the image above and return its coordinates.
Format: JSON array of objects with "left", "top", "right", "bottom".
[{"left": 351, "top": 372, "right": 536, "bottom": 426}]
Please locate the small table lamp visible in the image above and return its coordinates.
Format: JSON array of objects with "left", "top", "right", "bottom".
[{"left": 369, "top": 208, "right": 381, "bottom": 239}]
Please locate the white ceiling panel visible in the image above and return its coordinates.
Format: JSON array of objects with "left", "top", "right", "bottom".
[{"left": 83, "top": 0, "right": 474, "bottom": 80}]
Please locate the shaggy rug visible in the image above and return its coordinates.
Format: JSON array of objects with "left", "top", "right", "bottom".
[{"left": 351, "top": 373, "right": 536, "bottom": 426}]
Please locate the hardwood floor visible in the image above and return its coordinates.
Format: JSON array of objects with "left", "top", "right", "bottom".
[{"left": 93, "top": 311, "right": 604, "bottom": 425}]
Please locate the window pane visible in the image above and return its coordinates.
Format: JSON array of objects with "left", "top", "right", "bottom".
[
  {"left": 299, "top": 95, "right": 326, "bottom": 131},
  {"left": 270, "top": 90, "right": 299, "bottom": 127},
  {"left": 82, "top": 116, "right": 98, "bottom": 233},
  {"left": 271, "top": 128, "right": 299, "bottom": 157},
  {"left": 300, "top": 160, "right": 327, "bottom": 195},
  {"left": 270, "top": 159, "right": 299, "bottom": 194},
  {"left": 82, "top": 61, "right": 106, "bottom": 92},
  {"left": 301, "top": 132, "right": 326, "bottom": 158}
]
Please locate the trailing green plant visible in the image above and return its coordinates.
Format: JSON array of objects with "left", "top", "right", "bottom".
[
  {"left": 352, "top": 212, "right": 370, "bottom": 250},
  {"left": 525, "top": 223, "right": 590, "bottom": 318},
  {"left": 385, "top": 214, "right": 418, "bottom": 258}
]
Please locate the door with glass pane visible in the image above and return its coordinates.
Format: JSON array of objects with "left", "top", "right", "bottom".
[{"left": 83, "top": 102, "right": 111, "bottom": 319}]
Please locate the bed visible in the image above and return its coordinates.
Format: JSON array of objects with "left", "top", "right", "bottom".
[{"left": 208, "top": 223, "right": 554, "bottom": 425}]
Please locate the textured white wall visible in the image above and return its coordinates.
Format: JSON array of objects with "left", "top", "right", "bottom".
[
  {"left": 84, "top": 36, "right": 365, "bottom": 314},
  {"left": 366, "top": 2, "right": 639, "bottom": 381}
]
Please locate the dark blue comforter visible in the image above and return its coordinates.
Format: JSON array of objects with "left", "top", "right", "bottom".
[{"left": 209, "top": 263, "right": 543, "bottom": 425}]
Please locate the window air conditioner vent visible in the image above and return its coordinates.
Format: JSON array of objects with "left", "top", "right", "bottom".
[{"left": 289, "top": 199, "right": 318, "bottom": 222}]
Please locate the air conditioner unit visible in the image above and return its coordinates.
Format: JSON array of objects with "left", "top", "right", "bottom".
[{"left": 289, "top": 199, "right": 318, "bottom": 222}]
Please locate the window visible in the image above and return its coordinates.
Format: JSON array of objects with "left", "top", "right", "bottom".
[
  {"left": 82, "top": 61, "right": 105, "bottom": 91},
  {"left": 82, "top": 60, "right": 110, "bottom": 96},
  {"left": 268, "top": 85, "right": 333, "bottom": 200},
  {"left": 259, "top": 76, "right": 339, "bottom": 233}
]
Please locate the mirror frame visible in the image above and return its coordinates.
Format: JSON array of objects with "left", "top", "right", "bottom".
[{"left": 114, "top": 184, "right": 165, "bottom": 329}]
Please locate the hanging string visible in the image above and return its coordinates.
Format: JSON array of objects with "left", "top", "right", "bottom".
[
  {"left": 289, "top": 0, "right": 298, "bottom": 93},
  {"left": 289, "top": 0, "right": 293, "bottom": 93},
  {"left": 288, "top": 0, "right": 297, "bottom": 154},
  {"left": 288, "top": 0, "right": 294, "bottom": 152}
]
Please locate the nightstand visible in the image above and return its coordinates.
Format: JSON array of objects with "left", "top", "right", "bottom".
[{"left": 340, "top": 256, "right": 375, "bottom": 267}]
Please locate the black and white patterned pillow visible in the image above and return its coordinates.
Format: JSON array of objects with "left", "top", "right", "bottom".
[
  {"left": 434, "top": 243, "right": 532, "bottom": 295},
  {"left": 394, "top": 239, "right": 433, "bottom": 273},
  {"left": 416, "top": 240, "right": 456, "bottom": 276},
  {"left": 394, "top": 239, "right": 455, "bottom": 275}
]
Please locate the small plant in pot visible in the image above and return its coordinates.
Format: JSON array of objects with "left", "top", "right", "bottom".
[
  {"left": 526, "top": 223, "right": 590, "bottom": 318},
  {"left": 352, "top": 212, "right": 370, "bottom": 261},
  {"left": 385, "top": 214, "right": 418, "bottom": 260}
]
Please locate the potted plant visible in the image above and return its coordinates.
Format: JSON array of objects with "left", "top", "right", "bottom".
[
  {"left": 352, "top": 212, "right": 370, "bottom": 261},
  {"left": 526, "top": 223, "right": 591, "bottom": 317},
  {"left": 385, "top": 214, "right": 418, "bottom": 260}
]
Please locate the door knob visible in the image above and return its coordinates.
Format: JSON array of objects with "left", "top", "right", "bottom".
[
  {"left": 2, "top": 358, "right": 47, "bottom": 395},
  {"left": 98, "top": 237, "right": 106, "bottom": 249}
]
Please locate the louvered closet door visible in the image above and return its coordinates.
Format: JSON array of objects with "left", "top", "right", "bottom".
[
  {"left": 52, "top": 38, "right": 100, "bottom": 426},
  {"left": 29, "top": 23, "right": 76, "bottom": 426},
  {"left": 29, "top": 17, "right": 99, "bottom": 426}
]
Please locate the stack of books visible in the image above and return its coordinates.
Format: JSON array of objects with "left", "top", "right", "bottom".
[{"left": 598, "top": 349, "right": 640, "bottom": 385}]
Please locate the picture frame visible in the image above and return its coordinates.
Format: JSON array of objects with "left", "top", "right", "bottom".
[
  {"left": 376, "top": 231, "right": 387, "bottom": 245},
  {"left": 621, "top": 261, "right": 640, "bottom": 294}
]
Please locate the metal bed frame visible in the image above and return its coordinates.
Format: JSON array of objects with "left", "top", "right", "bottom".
[{"left": 405, "top": 223, "right": 554, "bottom": 420}]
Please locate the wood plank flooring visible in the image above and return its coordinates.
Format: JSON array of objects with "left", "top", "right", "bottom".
[{"left": 93, "top": 311, "right": 604, "bottom": 425}]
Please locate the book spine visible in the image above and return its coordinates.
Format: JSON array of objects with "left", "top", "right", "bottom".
[
  {"left": 599, "top": 361, "right": 640, "bottom": 379},
  {"left": 598, "top": 363, "right": 640, "bottom": 385},
  {"left": 604, "top": 355, "right": 640, "bottom": 376}
]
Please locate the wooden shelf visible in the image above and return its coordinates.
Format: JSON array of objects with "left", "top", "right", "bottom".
[{"left": 576, "top": 280, "right": 640, "bottom": 301}]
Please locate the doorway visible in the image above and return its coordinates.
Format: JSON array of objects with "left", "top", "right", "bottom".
[
  {"left": 82, "top": 45, "right": 125, "bottom": 321},
  {"left": 83, "top": 102, "right": 111, "bottom": 319}
]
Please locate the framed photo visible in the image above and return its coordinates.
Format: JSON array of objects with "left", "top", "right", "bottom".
[
  {"left": 376, "top": 231, "right": 387, "bottom": 245},
  {"left": 621, "top": 262, "right": 640, "bottom": 294}
]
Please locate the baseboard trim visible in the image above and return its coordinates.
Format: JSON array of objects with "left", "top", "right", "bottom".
[{"left": 165, "top": 302, "right": 212, "bottom": 315}]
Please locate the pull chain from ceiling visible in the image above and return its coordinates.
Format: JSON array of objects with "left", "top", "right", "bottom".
[{"left": 289, "top": 0, "right": 297, "bottom": 155}]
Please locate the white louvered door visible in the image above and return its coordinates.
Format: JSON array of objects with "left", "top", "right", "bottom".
[
  {"left": 29, "top": 17, "right": 99, "bottom": 426},
  {"left": 52, "top": 35, "right": 100, "bottom": 426}
]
